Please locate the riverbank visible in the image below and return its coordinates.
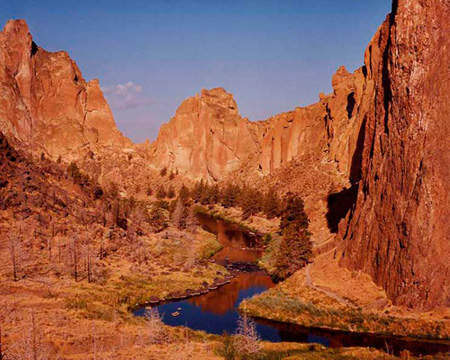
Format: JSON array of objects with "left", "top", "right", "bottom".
[
  {"left": 241, "top": 251, "right": 450, "bottom": 343},
  {"left": 194, "top": 204, "right": 279, "bottom": 238},
  {"left": 0, "top": 223, "right": 230, "bottom": 359}
]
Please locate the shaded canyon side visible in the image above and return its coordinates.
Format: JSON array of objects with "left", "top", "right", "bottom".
[{"left": 339, "top": 0, "right": 450, "bottom": 310}]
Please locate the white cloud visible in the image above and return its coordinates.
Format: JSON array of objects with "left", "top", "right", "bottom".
[{"left": 101, "top": 82, "right": 150, "bottom": 110}]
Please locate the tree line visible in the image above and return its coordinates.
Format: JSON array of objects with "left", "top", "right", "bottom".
[
  {"left": 154, "top": 181, "right": 313, "bottom": 279},
  {"left": 154, "top": 180, "right": 282, "bottom": 220}
]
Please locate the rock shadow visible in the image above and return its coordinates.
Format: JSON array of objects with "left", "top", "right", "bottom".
[
  {"left": 326, "top": 115, "right": 366, "bottom": 233},
  {"left": 326, "top": 184, "right": 358, "bottom": 233}
]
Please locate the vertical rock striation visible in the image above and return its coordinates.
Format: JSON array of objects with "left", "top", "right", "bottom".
[
  {"left": 149, "top": 87, "right": 262, "bottom": 181},
  {"left": 340, "top": 0, "right": 450, "bottom": 310},
  {"left": 1, "top": 1, "right": 449, "bottom": 310}
]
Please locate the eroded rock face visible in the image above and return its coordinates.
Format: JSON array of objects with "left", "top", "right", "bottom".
[
  {"left": 150, "top": 0, "right": 450, "bottom": 310},
  {"left": 149, "top": 88, "right": 262, "bottom": 181},
  {"left": 2, "top": 1, "right": 449, "bottom": 310},
  {"left": 0, "top": 19, "right": 130, "bottom": 160},
  {"left": 150, "top": 68, "right": 367, "bottom": 182},
  {"left": 258, "top": 66, "right": 366, "bottom": 180},
  {"left": 339, "top": 0, "right": 450, "bottom": 310}
]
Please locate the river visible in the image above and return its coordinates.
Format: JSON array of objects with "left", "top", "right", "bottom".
[{"left": 134, "top": 213, "right": 450, "bottom": 356}]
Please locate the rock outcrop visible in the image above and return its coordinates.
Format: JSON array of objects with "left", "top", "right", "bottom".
[
  {"left": 150, "top": 68, "right": 366, "bottom": 183},
  {"left": 1, "top": 0, "right": 449, "bottom": 311},
  {"left": 0, "top": 19, "right": 131, "bottom": 160},
  {"left": 339, "top": 0, "right": 450, "bottom": 310},
  {"left": 258, "top": 66, "right": 366, "bottom": 180},
  {"left": 149, "top": 88, "right": 262, "bottom": 181}
]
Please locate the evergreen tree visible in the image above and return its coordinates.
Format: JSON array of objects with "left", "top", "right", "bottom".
[
  {"left": 172, "top": 197, "right": 187, "bottom": 230},
  {"left": 179, "top": 184, "right": 190, "bottom": 204},
  {"left": 279, "top": 194, "right": 309, "bottom": 234},
  {"left": 149, "top": 206, "right": 168, "bottom": 232},
  {"left": 274, "top": 193, "right": 312, "bottom": 280},
  {"left": 240, "top": 187, "right": 263, "bottom": 219},
  {"left": 186, "top": 207, "right": 199, "bottom": 233},
  {"left": 156, "top": 185, "right": 167, "bottom": 199},
  {"left": 274, "top": 226, "right": 311, "bottom": 280},
  {"left": 67, "top": 162, "right": 89, "bottom": 186},
  {"left": 167, "top": 185, "right": 176, "bottom": 199},
  {"left": 203, "top": 183, "right": 219, "bottom": 205},
  {"left": 221, "top": 183, "right": 240, "bottom": 208},
  {"left": 264, "top": 188, "right": 280, "bottom": 218},
  {"left": 192, "top": 180, "right": 205, "bottom": 203}
]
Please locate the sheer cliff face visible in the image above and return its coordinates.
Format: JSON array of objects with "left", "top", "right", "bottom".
[
  {"left": 0, "top": 20, "right": 130, "bottom": 160},
  {"left": 150, "top": 68, "right": 367, "bottom": 182},
  {"left": 259, "top": 66, "right": 366, "bottom": 180},
  {"left": 340, "top": 0, "right": 450, "bottom": 310},
  {"left": 149, "top": 88, "right": 262, "bottom": 181}
]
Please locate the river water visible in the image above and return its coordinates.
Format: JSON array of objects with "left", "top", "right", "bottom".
[{"left": 134, "top": 213, "right": 450, "bottom": 356}]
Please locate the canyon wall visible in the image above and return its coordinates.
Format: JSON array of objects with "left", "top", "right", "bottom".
[
  {"left": 1, "top": 0, "right": 449, "bottom": 310},
  {"left": 149, "top": 0, "right": 450, "bottom": 309},
  {"left": 0, "top": 19, "right": 131, "bottom": 161},
  {"left": 150, "top": 67, "right": 367, "bottom": 183},
  {"left": 339, "top": 0, "right": 450, "bottom": 310}
]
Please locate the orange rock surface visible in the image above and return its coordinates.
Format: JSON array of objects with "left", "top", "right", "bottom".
[
  {"left": 0, "top": 19, "right": 130, "bottom": 160},
  {"left": 339, "top": 0, "right": 450, "bottom": 310}
]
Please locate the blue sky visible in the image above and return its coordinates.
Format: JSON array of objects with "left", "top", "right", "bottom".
[{"left": 1, "top": 0, "right": 392, "bottom": 142}]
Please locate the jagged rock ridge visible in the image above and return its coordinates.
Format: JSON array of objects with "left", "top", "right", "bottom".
[
  {"left": 1, "top": 0, "right": 449, "bottom": 311},
  {"left": 150, "top": 67, "right": 366, "bottom": 183},
  {"left": 0, "top": 19, "right": 131, "bottom": 161},
  {"left": 149, "top": 0, "right": 450, "bottom": 310}
]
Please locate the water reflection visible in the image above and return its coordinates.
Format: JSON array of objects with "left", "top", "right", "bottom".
[
  {"left": 187, "top": 271, "right": 274, "bottom": 315},
  {"left": 133, "top": 214, "right": 450, "bottom": 357}
]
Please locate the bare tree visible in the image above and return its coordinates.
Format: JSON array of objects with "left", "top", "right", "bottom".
[
  {"left": 183, "top": 235, "right": 197, "bottom": 270},
  {"left": 46, "top": 217, "right": 59, "bottom": 262},
  {"left": 0, "top": 303, "right": 14, "bottom": 360},
  {"left": 68, "top": 233, "right": 80, "bottom": 281},
  {"left": 8, "top": 223, "right": 23, "bottom": 282},
  {"left": 9, "top": 311, "right": 49, "bottom": 360},
  {"left": 233, "top": 315, "right": 261, "bottom": 357},
  {"left": 143, "top": 308, "right": 169, "bottom": 345},
  {"left": 81, "top": 227, "right": 100, "bottom": 283},
  {"left": 83, "top": 240, "right": 93, "bottom": 283},
  {"left": 185, "top": 207, "right": 199, "bottom": 233},
  {"left": 172, "top": 197, "right": 187, "bottom": 230}
]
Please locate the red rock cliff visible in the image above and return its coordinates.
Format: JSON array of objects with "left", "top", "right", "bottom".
[
  {"left": 150, "top": 68, "right": 367, "bottom": 183},
  {"left": 339, "top": 0, "right": 450, "bottom": 310},
  {"left": 0, "top": 19, "right": 131, "bottom": 160},
  {"left": 149, "top": 87, "right": 263, "bottom": 181}
]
